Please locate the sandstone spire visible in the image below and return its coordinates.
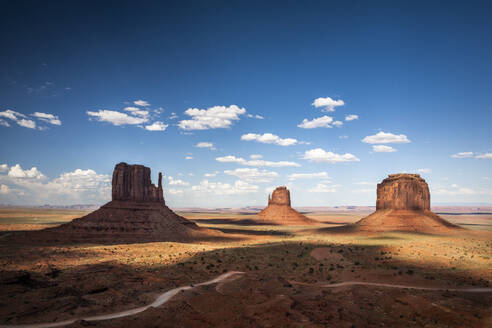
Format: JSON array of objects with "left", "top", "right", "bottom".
[{"left": 257, "top": 186, "right": 317, "bottom": 225}]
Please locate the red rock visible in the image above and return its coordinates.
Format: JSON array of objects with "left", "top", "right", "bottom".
[
  {"left": 354, "top": 174, "right": 460, "bottom": 233},
  {"left": 258, "top": 186, "right": 317, "bottom": 225}
]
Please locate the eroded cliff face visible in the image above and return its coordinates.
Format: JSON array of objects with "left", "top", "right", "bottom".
[
  {"left": 260, "top": 186, "right": 316, "bottom": 225},
  {"left": 376, "top": 174, "right": 430, "bottom": 211},
  {"left": 268, "top": 186, "right": 291, "bottom": 206},
  {"left": 112, "top": 162, "right": 164, "bottom": 203}
]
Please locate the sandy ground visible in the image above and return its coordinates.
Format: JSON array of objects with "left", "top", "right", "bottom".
[{"left": 0, "top": 208, "right": 491, "bottom": 327}]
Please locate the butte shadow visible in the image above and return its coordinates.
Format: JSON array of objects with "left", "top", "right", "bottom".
[
  {"left": 14, "top": 163, "right": 238, "bottom": 245},
  {"left": 316, "top": 174, "right": 461, "bottom": 234}
]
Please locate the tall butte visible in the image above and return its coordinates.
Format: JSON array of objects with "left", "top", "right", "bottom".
[
  {"left": 354, "top": 173, "right": 460, "bottom": 233},
  {"left": 33, "top": 163, "right": 220, "bottom": 243},
  {"left": 257, "top": 186, "right": 317, "bottom": 225}
]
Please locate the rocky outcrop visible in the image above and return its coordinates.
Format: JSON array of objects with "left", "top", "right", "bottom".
[
  {"left": 268, "top": 186, "right": 291, "bottom": 206},
  {"left": 28, "top": 163, "right": 222, "bottom": 243},
  {"left": 376, "top": 174, "right": 429, "bottom": 211},
  {"left": 112, "top": 162, "right": 164, "bottom": 203},
  {"left": 353, "top": 174, "right": 460, "bottom": 233},
  {"left": 258, "top": 186, "right": 317, "bottom": 225}
]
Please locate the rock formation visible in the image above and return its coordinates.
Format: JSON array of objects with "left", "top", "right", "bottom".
[
  {"left": 257, "top": 186, "right": 317, "bottom": 225},
  {"left": 27, "top": 163, "right": 221, "bottom": 243},
  {"left": 354, "top": 174, "right": 460, "bottom": 233}
]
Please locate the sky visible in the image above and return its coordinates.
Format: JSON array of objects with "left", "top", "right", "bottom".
[{"left": 1, "top": 0, "right": 491, "bottom": 207}]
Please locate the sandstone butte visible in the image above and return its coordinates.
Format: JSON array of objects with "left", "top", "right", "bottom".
[
  {"left": 257, "top": 186, "right": 318, "bottom": 225},
  {"left": 353, "top": 173, "right": 460, "bottom": 233},
  {"left": 26, "top": 162, "right": 222, "bottom": 243}
]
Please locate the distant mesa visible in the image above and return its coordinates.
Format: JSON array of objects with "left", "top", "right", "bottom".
[
  {"left": 257, "top": 186, "right": 318, "bottom": 225},
  {"left": 26, "top": 162, "right": 222, "bottom": 243},
  {"left": 353, "top": 174, "right": 460, "bottom": 233}
]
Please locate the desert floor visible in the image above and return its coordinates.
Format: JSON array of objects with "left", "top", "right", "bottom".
[{"left": 0, "top": 207, "right": 491, "bottom": 327}]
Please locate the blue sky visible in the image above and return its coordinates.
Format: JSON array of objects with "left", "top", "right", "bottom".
[{"left": 1, "top": 0, "right": 491, "bottom": 207}]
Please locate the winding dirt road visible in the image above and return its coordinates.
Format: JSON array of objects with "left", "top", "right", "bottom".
[{"left": 1, "top": 272, "right": 491, "bottom": 328}]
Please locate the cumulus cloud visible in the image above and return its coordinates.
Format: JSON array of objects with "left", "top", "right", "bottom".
[
  {"left": 302, "top": 148, "right": 360, "bottom": 163},
  {"left": 241, "top": 133, "right": 298, "bottom": 146},
  {"left": 8, "top": 164, "right": 46, "bottom": 179},
  {"left": 87, "top": 109, "right": 149, "bottom": 126},
  {"left": 475, "top": 153, "right": 492, "bottom": 159},
  {"left": 31, "top": 112, "right": 62, "bottom": 125},
  {"left": 185, "top": 156, "right": 193, "bottom": 160},
  {"left": 332, "top": 120, "right": 343, "bottom": 127},
  {"left": 124, "top": 107, "right": 149, "bottom": 117},
  {"left": 250, "top": 154, "right": 262, "bottom": 159},
  {"left": 134, "top": 100, "right": 150, "bottom": 107},
  {"left": 0, "top": 164, "right": 8, "bottom": 173},
  {"left": 417, "top": 168, "right": 432, "bottom": 174},
  {"left": 0, "top": 184, "right": 9, "bottom": 194},
  {"left": 432, "top": 186, "right": 490, "bottom": 196},
  {"left": 297, "top": 116, "right": 333, "bottom": 129},
  {"left": 0, "top": 119, "right": 9, "bottom": 127},
  {"left": 168, "top": 176, "right": 190, "bottom": 186},
  {"left": 288, "top": 172, "right": 330, "bottom": 181},
  {"left": 145, "top": 121, "right": 168, "bottom": 131},
  {"left": 191, "top": 179, "right": 258, "bottom": 195},
  {"left": 224, "top": 168, "right": 278, "bottom": 183},
  {"left": 308, "top": 183, "right": 338, "bottom": 193},
  {"left": 312, "top": 97, "right": 345, "bottom": 112},
  {"left": 362, "top": 131, "right": 410, "bottom": 144},
  {"left": 204, "top": 171, "right": 219, "bottom": 177},
  {"left": 216, "top": 155, "right": 300, "bottom": 167},
  {"left": 0, "top": 166, "right": 111, "bottom": 204},
  {"left": 0, "top": 110, "right": 37, "bottom": 129},
  {"left": 345, "top": 114, "right": 358, "bottom": 121},
  {"left": 372, "top": 145, "right": 396, "bottom": 152},
  {"left": 451, "top": 152, "right": 474, "bottom": 158},
  {"left": 195, "top": 142, "right": 215, "bottom": 150},
  {"left": 178, "top": 105, "right": 246, "bottom": 130}
]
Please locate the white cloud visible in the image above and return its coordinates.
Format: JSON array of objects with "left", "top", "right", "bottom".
[
  {"left": 0, "top": 167, "right": 111, "bottom": 204},
  {"left": 339, "top": 135, "right": 348, "bottom": 139},
  {"left": 247, "top": 113, "right": 264, "bottom": 119},
  {"left": 241, "top": 133, "right": 298, "bottom": 146},
  {"left": 417, "top": 168, "right": 432, "bottom": 174},
  {"left": 124, "top": 107, "right": 149, "bottom": 117},
  {"left": 195, "top": 142, "right": 215, "bottom": 150},
  {"left": 345, "top": 114, "right": 358, "bottom": 121},
  {"left": 312, "top": 97, "right": 345, "bottom": 112},
  {"left": 0, "top": 119, "right": 9, "bottom": 127},
  {"left": 354, "top": 181, "right": 376, "bottom": 186},
  {"left": 302, "top": 148, "right": 360, "bottom": 163},
  {"left": 332, "top": 120, "right": 343, "bottom": 127},
  {"left": 31, "top": 112, "right": 61, "bottom": 125},
  {"left": 8, "top": 164, "right": 46, "bottom": 179},
  {"left": 0, "top": 110, "right": 36, "bottom": 129},
  {"left": 451, "top": 152, "right": 474, "bottom": 158},
  {"left": 362, "top": 131, "right": 410, "bottom": 144},
  {"left": 352, "top": 188, "right": 373, "bottom": 193},
  {"left": 178, "top": 105, "right": 246, "bottom": 130},
  {"left": 288, "top": 172, "right": 330, "bottom": 181},
  {"left": 475, "top": 153, "right": 492, "bottom": 159},
  {"left": 167, "top": 188, "right": 184, "bottom": 195},
  {"left": 87, "top": 109, "right": 148, "bottom": 126},
  {"left": 308, "top": 183, "right": 338, "bottom": 193},
  {"left": 0, "top": 164, "right": 8, "bottom": 173},
  {"left": 216, "top": 155, "right": 300, "bottom": 167},
  {"left": 191, "top": 179, "right": 258, "bottom": 195},
  {"left": 169, "top": 112, "right": 178, "bottom": 119},
  {"left": 134, "top": 100, "right": 150, "bottom": 107},
  {"left": 224, "top": 168, "right": 278, "bottom": 183},
  {"left": 185, "top": 156, "right": 193, "bottom": 160},
  {"left": 372, "top": 145, "right": 396, "bottom": 152},
  {"left": 250, "top": 154, "right": 262, "bottom": 159},
  {"left": 297, "top": 115, "right": 333, "bottom": 129},
  {"left": 145, "top": 121, "right": 168, "bottom": 131},
  {"left": 168, "top": 176, "right": 190, "bottom": 186},
  {"left": 0, "top": 184, "right": 9, "bottom": 194},
  {"left": 204, "top": 171, "right": 219, "bottom": 177}
]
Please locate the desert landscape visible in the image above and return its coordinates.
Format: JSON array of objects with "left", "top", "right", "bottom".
[{"left": 0, "top": 164, "right": 490, "bottom": 328}]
